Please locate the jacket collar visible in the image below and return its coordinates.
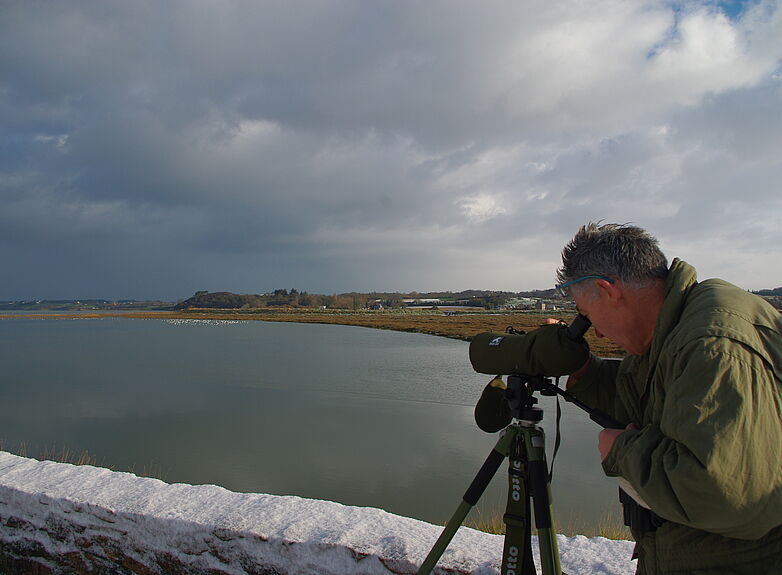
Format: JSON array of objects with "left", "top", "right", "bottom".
[{"left": 648, "top": 258, "right": 698, "bottom": 368}]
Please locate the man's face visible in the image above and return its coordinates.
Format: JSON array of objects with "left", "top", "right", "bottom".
[{"left": 572, "top": 283, "right": 646, "bottom": 355}]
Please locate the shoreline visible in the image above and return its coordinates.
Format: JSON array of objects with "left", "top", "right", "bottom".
[{"left": 1, "top": 308, "right": 625, "bottom": 357}]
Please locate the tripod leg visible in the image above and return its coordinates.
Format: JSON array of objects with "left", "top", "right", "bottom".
[
  {"left": 501, "top": 444, "right": 536, "bottom": 575},
  {"left": 415, "top": 428, "right": 516, "bottom": 575},
  {"left": 524, "top": 427, "right": 561, "bottom": 575}
]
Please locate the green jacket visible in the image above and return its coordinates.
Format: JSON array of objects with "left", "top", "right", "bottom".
[{"left": 570, "top": 259, "right": 782, "bottom": 573}]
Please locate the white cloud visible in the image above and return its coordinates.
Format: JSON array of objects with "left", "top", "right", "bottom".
[
  {"left": 458, "top": 194, "right": 509, "bottom": 223},
  {"left": 647, "top": 8, "right": 768, "bottom": 102}
]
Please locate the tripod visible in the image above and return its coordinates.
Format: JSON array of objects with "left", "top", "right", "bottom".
[
  {"left": 416, "top": 369, "right": 625, "bottom": 575},
  {"left": 416, "top": 374, "right": 563, "bottom": 575}
]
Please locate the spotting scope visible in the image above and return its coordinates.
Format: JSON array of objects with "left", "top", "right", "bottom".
[
  {"left": 469, "top": 314, "right": 591, "bottom": 376},
  {"left": 469, "top": 315, "right": 625, "bottom": 433}
]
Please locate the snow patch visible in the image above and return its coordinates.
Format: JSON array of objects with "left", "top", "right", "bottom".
[{"left": 0, "top": 451, "right": 636, "bottom": 574}]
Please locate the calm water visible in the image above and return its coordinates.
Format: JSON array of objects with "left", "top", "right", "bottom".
[{"left": 0, "top": 316, "right": 621, "bottom": 531}]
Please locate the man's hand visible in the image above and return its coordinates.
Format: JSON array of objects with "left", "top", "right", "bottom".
[{"left": 598, "top": 423, "right": 638, "bottom": 461}]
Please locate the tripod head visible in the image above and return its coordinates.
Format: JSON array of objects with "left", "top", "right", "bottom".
[
  {"left": 505, "top": 374, "right": 548, "bottom": 423},
  {"left": 475, "top": 367, "right": 624, "bottom": 431},
  {"left": 505, "top": 372, "right": 623, "bottom": 428}
]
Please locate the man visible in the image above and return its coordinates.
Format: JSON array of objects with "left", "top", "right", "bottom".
[{"left": 556, "top": 223, "right": 782, "bottom": 574}]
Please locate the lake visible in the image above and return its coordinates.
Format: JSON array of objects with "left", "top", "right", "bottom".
[{"left": 0, "top": 316, "right": 623, "bottom": 533}]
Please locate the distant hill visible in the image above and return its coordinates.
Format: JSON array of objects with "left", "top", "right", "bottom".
[
  {"left": 174, "top": 291, "right": 266, "bottom": 309},
  {"left": 753, "top": 287, "right": 782, "bottom": 297},
  {"left": 0, "top": 299, "right": 171, "bottom": 311}
]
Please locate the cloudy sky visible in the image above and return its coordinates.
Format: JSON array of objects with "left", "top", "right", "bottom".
[{"left": 2, "top": 1, "right": 781, "bottom": 300}]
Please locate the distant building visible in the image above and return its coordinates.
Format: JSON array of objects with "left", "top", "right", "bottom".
[{"left": 504, "top": 297, "right": 536, "bottom": 310}]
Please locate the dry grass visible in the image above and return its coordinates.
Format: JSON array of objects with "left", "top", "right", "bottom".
[
  {"left": 0, "top": 440, "right": 166, "bottom": 480},
  {"left": 464, "top": 507, "right": 630, "bottom": 540},
  {"left": 2, "top": 441, "right": 100, "bottom": 467}
]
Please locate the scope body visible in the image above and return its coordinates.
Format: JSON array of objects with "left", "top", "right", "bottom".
[{"left": 469, "top": 315, "right": 592, "bottom": 377}]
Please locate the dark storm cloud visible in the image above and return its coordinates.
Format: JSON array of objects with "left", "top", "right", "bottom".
[{"left": 1, "top": 0, "right": 781, "bottom": 299}]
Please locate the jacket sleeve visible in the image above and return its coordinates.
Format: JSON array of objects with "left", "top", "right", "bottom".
[
  {"left": 602, "top": 337, "right": 782, "bottom": 540},
  {"left": 566, "top": 354, "right": 623, "bottom": 418}
]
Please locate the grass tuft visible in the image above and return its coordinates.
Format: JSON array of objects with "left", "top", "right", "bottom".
[
  {"left": 463, "top": 507, "right": 631, "bottom": 540},
  {"left": 0, "top": 440, "right": 166, "bottom": 480}
]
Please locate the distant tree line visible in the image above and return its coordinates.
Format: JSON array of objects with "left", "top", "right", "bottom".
[
  {"left": 750, "top": 288, "right": 782, "bottom": 311},
  {"left": 177, "top": 290, "right": 376, "bottom": 310},
  {"left": 173, "top": 289, "right": 560, "bottom": 311},
  {"left": 753, "top": 287, "right": 782, "bottom": 296}
]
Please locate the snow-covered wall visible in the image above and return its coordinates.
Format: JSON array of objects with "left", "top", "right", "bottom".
[{"left": 0, "top": 452, "right": 636, "bottom": 575}]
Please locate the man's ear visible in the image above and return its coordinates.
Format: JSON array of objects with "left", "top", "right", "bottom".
[{"left": 595, "top": 278, "right": 621, "bottom": 303}]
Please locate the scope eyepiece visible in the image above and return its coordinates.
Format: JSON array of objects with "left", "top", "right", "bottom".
[{"left": 566, "top": 314, "right": 591, "bottom": 341}]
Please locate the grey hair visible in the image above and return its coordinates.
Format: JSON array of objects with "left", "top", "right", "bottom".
[{"left": 557, "top": 222, "right": 669, "bottom": 290}]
